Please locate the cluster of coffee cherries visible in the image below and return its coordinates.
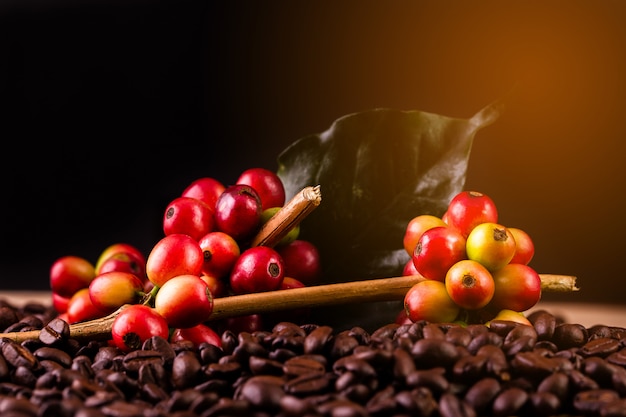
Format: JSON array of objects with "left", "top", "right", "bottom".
[
  {"left": 399, "top": 190, "right": 540, "bottom": 326},
  {"left": 49, "top": 168, "right": 321, "bottom": 351}
]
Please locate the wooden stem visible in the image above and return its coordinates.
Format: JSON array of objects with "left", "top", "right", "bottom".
[
  {"left": 251, "top": 185, "right": 322, "bottom": 247},
  {"left": 0, "top": 273, "right": 578, "bottom": 343}
]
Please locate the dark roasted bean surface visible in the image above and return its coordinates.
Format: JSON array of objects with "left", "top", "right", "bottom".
[{"left": 2, "top": 301, "right": 626, "bottom": 416}]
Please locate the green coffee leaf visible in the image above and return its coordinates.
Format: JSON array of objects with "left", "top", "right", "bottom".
[{"left": 277, "top": 100, "right": 503, "bottom": 285}]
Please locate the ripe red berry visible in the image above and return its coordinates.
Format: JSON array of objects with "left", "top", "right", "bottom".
[
  {"left": 508, "top": 227, "right": 535, "bottom": 265},
  {"left": 154, "top": 274, "right": 214, "bottom": 328},
  {"left": 412, "top": 226, "right": 466, "bottom": 282},
  {"left": 198, "top": 231, "right": 241, "bottom": 279},
  {"left": 88, "top": 271, "right": 145, "bottom": 313},
  {"left": 236, "top": 167, "right": 286, "bottom": 211},
  {"left": 50, "top": 256, "right": 96, "bottom": 299},
  {"left": 404, "top": 280, "right": 460, "bottom": 323},
  {"left": 111, "top": 305, "right": 170, "bottom": 352},
  {"left": 276, "top": 240, "right": 321, "bottom": 285},
  {"left": 181, "top": 177, "right": 226, "bottom": 212},
  {"left": 445, "top": 259, "right": 495, "bottom": 310},
  {"left": 146, "top": 234, "right": 204, "bottom": 288},
  {"left": 214, "top": 184, "right": 263, "bottom": 243},
  {"left": 446, "top": 191, "right": 498, "bottom": 238},
  {"left": 163, "top": 196, "right": 214, "bottom": 241},
  {"left": 230, "top": 246, "right": 285, "bottom": 294}
]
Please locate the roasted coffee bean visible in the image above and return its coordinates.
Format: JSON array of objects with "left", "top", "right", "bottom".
[
  {"left": 537, "top": 371, "right": 570, "bottom": 402},
  {"left": 333, "top": 355, "right": 377, "bottom": 381},
  {"left": 453, "top": 354, "right": 489, "bottom": 383},
  {"left": 405, "top": 367, "right": 449, "bottom": 394},
  {"left": 526, "top": 391, "right": 561, "bottom": 416},
  {"left": 283, "top": 356, "right": 325, "bottom": 378},
  {"left": 142, "top": 336, "right": 176, "bottom": 365},
  {"left": 488, "top": 319, "right": 520, "bottom": 338},
  {"left": 477, "top": 344, "right": 509, "bottom": 378},
  {"left": 392, "top": 347, "right": 416, "bottom": 382},
  {"left": 352, "top": 346, "right": 392, "bottom": 369},
  {"left": 573, "top": 388, "right": 620, "bottom": 415},
  {"left": 34, "top": 346, "right": 72, "bottom": 368},
  {"left": 511, "top": 351, "right": 571, "bottom": 380},
  {"left": 370, "top": 323, "right": 400, "bottom": 341},
  {"left": 580, "top": 337, "right": 620, "bottom": 358},
  {"left": 329, "top": 332, "right": 359, "bottom": 359},
  {"left": 411, "top": 338, "right": 461, "bottom": 368},
  {"left": 400, "top": 386, "right": 438, "bottom": 415},
  {"left": 582, "top": 356, "right": 620, "bottom": 388},
  {"left": 303, "top": 325, "right": 334, "bottom": 355},
  {"left": 220, "top": 330, "right": 238, "bottom": 355},
  {"left": 122, "top": 349, "right": 164, "bottom": 372},
  {"left": 204, "top": 361, "right": 242, "bottom": 382},
  {"left": 198, "top": 342, "right": 224, "bottom": 365},
  {"left": 340, "top": 383, "right": 371, "bottom": 403},
  {"left": 552, "top": 323, "right": 588, "bottom": 350},
  {"left": 284, "top": 372, "right": 332, "bottom": 396},
  {"left": 72, "top": 355, "right": 95, "bottom": 378},
  {"left": 0, "top": 396, "right": 39, "bottom": 415},
  {"left": 0, "top": 306, "right": 20, "bottom": 332},
  {"left": 1, "top": 338, "right": 39, "bottom": 370},
  {"left": 321, "top": 398, "right": 369, "bottom": 417},
  {"left": 463, "top": 377, "right": 501, "bottom": 414},
  {"left": 466, "top": 331, "right": 503, "bottom": 355},
  {"left": 249, "top": 355, "right": 283, "bottom": 376},
  {"left": 172, "top": 350, "right": 202, "bottom": 390},
  {"left": 445, "top": 325, "right": 472, "bottom": 347},
  {"left": 365, "top": 385, "right": 397, "bottom": 415},
  {"left": 569, "top": 369, "right": 601, "bottom": 391},
  {"left": 38, "top": 317, "right": 70, "bottom": 346},
  {"left": 279, "top": 394, "right": 315, "bottom": 415},
  {"left": 491, "top": 386, "right": 528, "bottom": 417},
  {"left": 235, "top": 375, "right": 285, "bottom": 412},
  {"left": 0, "top": 355, "right": 9, "bottom": 380},
  {"left": 422, "top": 322, "right": 446, "bottom": 339},
  {"left": 439, "top": 391, "right": 477, "bottom": 417},
  {"left": 608, "top": 347, "right": 626, "bottom": 367},
  {"left": 348, "top": 326, "right": 371, "bottom": 346}
]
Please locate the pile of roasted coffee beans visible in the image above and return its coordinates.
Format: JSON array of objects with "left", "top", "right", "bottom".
[{"left": 2, "top": 299, "right": 626, "bottom": 417}]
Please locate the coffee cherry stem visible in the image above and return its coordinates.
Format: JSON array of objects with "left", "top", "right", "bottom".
[{"left": 0, "top": 273, "right": 577, "bottom": 344}]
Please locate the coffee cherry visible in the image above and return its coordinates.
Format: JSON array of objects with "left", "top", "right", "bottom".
[
  {"left": 488, "top": 263, "right": 542, "bottom": 312},
  {"left": 230, "top": 246, "right": 285, "bottom": 294},
  {"left": 50, "top": 255, "right": 96, "bottom": 299},
  {"left": 66, "top": 288, "right": 107, "bottom": 324},
  {"left": 96, "top": 251, "right": 147, "bottom": 282},
  {"left": 214, "top": 184, "right": 263, "bottom": 243},
  {"left": 111, "top": 304, "right": 170, "bottom": 352},
  {"left": 446, "top": 190, "right": 498, "bottom": 238},
  {"left": 276, "top": 240, "right": 321, "bottom": 285},
  {"left": 403, "top": 214, "right": 447, "bottom": 256},
  {"left": 445, "top": 260, "right": 495, "bottom": 310},
  {"left": 94, "top": 243, "right": 146, "bottom": 276},
  {"left": 508, "top": 227, "right": 535, "bottom": 265},
  {"left": 170, "top": 323, "right": 221, "bottom": 348},
  {"left": 180, "top": 176, "right": 226, "bottom": 212},
  {"left": 236, "top": 167, "right": 286, "bottom": 211},
  {"left": 163, "top": 196, "right": 214, "bottom": 241},
  {"left": 154, "top": 274, "right": 214, "bottom": 328},
  {"left": 404, "top": 280, "right": 460, "bottom": 323},
  {"left": 88, "top": 271, "right": 145, "bottom": 313},
  {"left": 412, "top": 226, "right": 466, "bottom": 282},
  {"left": 198, "top": 231, "right": 241, "bottom": 279},
  {"left": 466, "top": 223, "right": 516, "bottom": 271},
  {"left": 146, "top": 234, "right": 204, "bottom": 288}
]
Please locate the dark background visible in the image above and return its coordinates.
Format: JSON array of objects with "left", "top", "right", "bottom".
[{"left": 2, "top": 1, "right": 626, "bottom": 305}]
